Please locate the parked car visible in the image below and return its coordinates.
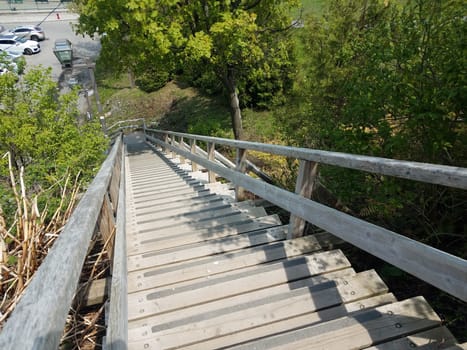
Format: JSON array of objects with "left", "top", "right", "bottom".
[
  {"left": 6, "top": 25, "right": 45, "bottom": 41},
  {"left": 0, "top": 35, "right": 41, "bottom": 55}
]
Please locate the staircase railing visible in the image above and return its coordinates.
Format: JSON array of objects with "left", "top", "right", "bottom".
[
  {"left": 0, "top": 136, "right": 125, "bottom": 350},
  {"left": 143, "top": 127, "right": 467, "bottom": 302}
]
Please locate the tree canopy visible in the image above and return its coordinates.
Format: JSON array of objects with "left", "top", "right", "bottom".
[
  {"left": 74, "top": 0, "right": 300, "bottom": 139},
  {"left": 277, "top": 0, "right": 466, "bottom": 236},
  {"left": 0, "top": 67, "right": 107, "bottom": 221}
]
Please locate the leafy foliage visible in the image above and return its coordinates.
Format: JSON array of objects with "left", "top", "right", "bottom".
[
  {"left": 74, "top": 0, "right": 300, "bottom": 138},
  {"left": 277, "top": 0, "right": 466, "bottom": 226},
  {"left": 0, "top": 67, "right": 107, "bottom": 223}
]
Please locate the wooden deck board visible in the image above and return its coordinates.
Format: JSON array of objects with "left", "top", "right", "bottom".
[
  {"left": 228, "top": 297, "right": 441, "bottom": 350},
  {"left": 129, "top": 270, "right": 388, "bottom": 349},
  {"left": 127, "top": 232, "right": 321, "bottom": 290},
  {"left": 123, "top": 136, "right": 459, "bottom": 350},
  {"left": 365, "top": 327, "right": 458, "bottom": 349}
]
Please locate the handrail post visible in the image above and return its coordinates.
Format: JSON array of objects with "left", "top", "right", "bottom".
[
  {"left": 207, "top": 142, "right": 216, "bottom": 183},
  {"left": 179, "top": 136, "right": 185, "bottom": 164},
  {"left": 288, "top": 160, "right": 319, "bottom": 239},
  {"left": 163, "top": 133, "right": 169, "bottom": 154},
  {"left": 170, "top": 135, "right": 176, "bottom": 159},
  {"left": 235, "top": 148, "right": 248, "bottom": 201},
  {"left": 190, "top": 139, "right": 198, "bottom": 172}
]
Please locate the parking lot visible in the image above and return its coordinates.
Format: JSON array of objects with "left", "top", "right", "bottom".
[{"left": 1, "top": 13, "right": 100, "bottom": 85}]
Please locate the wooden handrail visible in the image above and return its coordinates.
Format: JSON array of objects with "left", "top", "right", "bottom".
[
  {"left": 106, "top": 139, "right": 128, "bottom": 349},
  {"left": 0, "top": 136, "right": 123, "bottom": 350},
  {"left": 146, "top": 128, "right": 467, "bottom": 190},
  {"left": 144, "top": 131, "right": 467, "bottom": 302}
]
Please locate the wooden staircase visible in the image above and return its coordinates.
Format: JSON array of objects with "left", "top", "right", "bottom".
[{"left": 124, "top": 134, "right": 464, "bottom": 350}]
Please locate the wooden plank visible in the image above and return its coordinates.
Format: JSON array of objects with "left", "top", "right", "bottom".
[
  {"left": 127, "top": 241, "right": 326, "bottom": 296},
  {"left": 128, "top": 223, "right": 288, "bottom": 257},
  {"left": 190, "top": 139, "right": 198, "bottom": 171},
  {"left": 127, "top": 215, "right": 282, "bottom": 252},
  {"left": 128, "top": 268, "right": 356, "bottom": 330},
  {"left": 109, "top": 151, "right": 121, "bottom": 212},
  {"left": 126, "top": 225, "right": 288, "bottom": 271},
  {"left": 130, "top": 270, "right": 388, "bottom": 349},
  {"left": 146, "top": 129, "right": 467, "bottom": 189},
  {"left": 289, "top": 160, "right": 318, "bottom": 238},
  {"left": 132, "top": 191, "right": 215, "bottom": 209},
  {"left": 228, "top": 296, "right": 441, "bottom": 350},
  {"left": 131, "top": 211, "right": 272, "bottom": 240},
  {"left": 134, "top": 206, "right": 244, "bottom": 231},
  {"left": 106, "top": 146, "right": 128, "bottom": 350},
  {"left": 132, "top": 198, "right": 227, "bottom": 220},
  {"left": 173, "top": 294, "right": 397, "bottom": 350},
  {"left": 127, "top": 230, "right": 319, "bottom": 290},
  {"left": 130, "top": 179, "right": 200, "bottom": 195},
  {"left": 131, "top": 183, "right": 205, "bottom": 200},
  {"left": 0, "top": 137, "right": 122, "bottom": 350},
  {"left": 98, "top": 194, "right": 115, "bottom": 259},
  {"left": 365, "top": 327, "right": 457, "bottom": 349},
  {"left": 235, "top": 148, "right": 247, "bottom": 201},
  {"left": 76, "top": 277, "right": 110, "bottom": 307},
  {"left": 207, "top": 142, "right": 216, "bottom": 183},
  {"left": 148, "top": 134, "right": 467, "bottom": 302},
  {"left": 133, "top": 195, "right": 224, "bottom": 214},
  {"left": 127, "top": 249, "right": 351, "bottom": 320}
]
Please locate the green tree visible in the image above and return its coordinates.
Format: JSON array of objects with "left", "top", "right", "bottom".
[
  {"left": 74, "top": 0, "right": 300, "bottom": 139},
  {"left": 0, "top": 67, "right": 108, "bottom": 221},
  {"left": 278, "top": 0, "right": 466, "bottom": 230}
]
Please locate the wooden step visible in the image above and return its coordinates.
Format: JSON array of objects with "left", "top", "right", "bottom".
[
  {"left": 130, "top": 274, "right": 388, "bottom": 347},
  {"left": 128, "top": 268, "right": 357, "bottom": 330},
  {"left": 127, "top": 230, "right": 320, "bottom": 289},
  {"left": 227, "top": 296, "right": 442, "bottom": 350},
  {"left": 129, "top": 270, "right": 389, "bottom": 349},
  {"left": 132, "top": 192, "right": 220, "bottom": 210},
  {"left": 127, "top": 249, "right": 351, "bottom": 320},
  {"left": 130, "top": 210, "right": 272, "bottom": 238},
  {"left": 131, "top": 178, "right": 200, "bottom": 195},
  {"left": 365, "top": 326, "right": 458, "bottom": 349},
  {"left": 128, "top": 223, "right": 289, "bottom": 256},
  {"left": 126, "top": 215, "right": 283, "bottom": 253},
  {"left": 133, "top": 199, "right": 231, "bottom": 222}
]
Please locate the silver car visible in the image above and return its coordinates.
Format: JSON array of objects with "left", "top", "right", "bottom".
[{"left": 7, "top": 25, "right": 45, "bottom": 41}]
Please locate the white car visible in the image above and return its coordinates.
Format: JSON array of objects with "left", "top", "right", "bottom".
[{"left": 0, "top": 35, "right": 41, "bottom": 55}]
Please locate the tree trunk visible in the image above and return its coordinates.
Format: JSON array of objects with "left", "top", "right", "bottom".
[{"left": 222, "top": 68, "right": 243, "bottom": 140}]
